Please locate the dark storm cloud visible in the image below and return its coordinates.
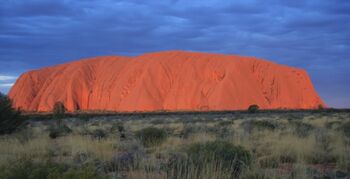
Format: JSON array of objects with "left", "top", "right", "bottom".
[{"left": 0, "top": 0, "right": 349, "bottom": 107}]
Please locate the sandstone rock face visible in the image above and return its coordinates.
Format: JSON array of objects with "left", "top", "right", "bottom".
[{"left": 9, "top": 51, "right": 325, "bottom": 112}]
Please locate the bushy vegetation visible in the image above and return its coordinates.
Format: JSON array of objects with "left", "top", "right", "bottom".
[
  {"left": 0, "top": 111, "right": 349, "bottom": 178},
  {"left": 324, "top": 121, "right": 342, "bottom": 129},
  {"left": 91, "top": 129, "right": 108, "bottom": 139},
  {"left": 0, "top": 158, "right": 103, "bottom": 179},
  {"left": 338, "top": 121, "right": 350, "bottom": 137},
  {"left": 290, "top": 120, "right": 314, "bottom": 138},
  {"left": 248, "top": 104, "right": 259, "bottom": 113},
  {"left": 186, "top": 141, "right": 251, "bottom": 176},
  {"left": 135, "top": 127, "right": 167, "bottom": 147},
  {"left": 240, "top": 120, "right": 277, "bottom": 133},
  {"left": 48, "top": 124, "right": 72, "bottom": 139},
  {"left": 309, "top": 129, "right": 337, "bottom": 164},
  {"left": 0, "top": 92, "right": 23, "bottom": 135},
  {"left": 111, "top": 122, "right": 125, "bottom": 134}
]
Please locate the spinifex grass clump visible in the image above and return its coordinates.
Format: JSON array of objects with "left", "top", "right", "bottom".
[
  {"left": 241, "top": 120, "right": 277, "bottom": 133},
  {"left": 338, "top": 121, "right": 350, "bottom": 137},
  {"left": 91, "top": 129, "right": 108, "bottom": 139},
  {"left": 135, "top": 127, "right": 167, "bottom": 147},
  {"left": 0, "top": 158, "right": 103, "bottom": 179},
  {"left": 186, "top": 141, "right": 251, "bottom": 177},
  {"left": 309, "top": 129, "right": 337, "bottom": 164},
  {"left": 290, "top": 120, "right": 314, "bottom": 138},
  {"left": 111, "top": 122, "right": 125, "bottom": 133},
  {"left": 324, "top": 121, "right": 342, "bottom": 129}
]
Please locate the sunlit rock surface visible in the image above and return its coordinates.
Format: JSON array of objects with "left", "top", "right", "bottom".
[{"left": 9, "top": 51, "right": 325, "bottom": 112}]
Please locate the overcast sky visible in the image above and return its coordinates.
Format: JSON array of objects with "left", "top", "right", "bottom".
[{"left": 0, "top": 0, "right": 349, "bottom": 108}]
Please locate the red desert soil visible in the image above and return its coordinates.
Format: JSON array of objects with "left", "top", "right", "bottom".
[{"left": 9, "top": 50, "right": 325, "bottom": 112}]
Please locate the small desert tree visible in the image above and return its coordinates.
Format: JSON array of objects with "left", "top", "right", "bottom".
[
  {"left": 0, "top": 92, "right": 23, "bottom": 134},
  {"left": 53, "top": 101, "right": 66, "bottom": 127},
  {"left": 318, "top": 104, "right": 324, "bottom": 110},
  {"left": 136, "top": 127, "right": 167, "bottom": 147},
  {"left": 53, "top": 101, "right": 65, "bottom": 119},
  {"left": 248, "top": 104, "right": 259, "bottom": 113},
  {"left": 49, "top": 101, "right": 71, "bottom": 138}
]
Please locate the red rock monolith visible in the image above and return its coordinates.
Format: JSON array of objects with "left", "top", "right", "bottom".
[{"left": 8, "top": 51, "right": 325, "bottom": 112}]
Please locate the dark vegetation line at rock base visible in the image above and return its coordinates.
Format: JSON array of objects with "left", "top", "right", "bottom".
[{"left": 22, "top": 108, "right": 350, "bottom": 121}]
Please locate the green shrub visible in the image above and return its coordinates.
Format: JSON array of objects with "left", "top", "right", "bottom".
[
  {"left": 216, "top": 126, "right": 234, "bottom": 139},
  {"left": 325, "top": 121, "right": 342, "bottom": 129},
  {"left": 0, "top": 92, "right": 23, "bottom": 134},
  {"left": 338, "top": 121, "right": 350, "bottom": 137},
  {"left": 14, "top": 128, "right": 34, "bottom": 144},
  {"left": 0, "top": 158, "right": 102, "bottom": 179},
  {"left": 290, "top": 121, "right": 314, "bottom": 138},
  {"left": 108, "top": 152, "right": 137, "bottom": 171},
  {"left": 307, "top": 129, "right": 337, "bottom": 164},
  {"left": 279, "top": 152, "right": 297, "bottom": 163},
  {"left": 73, "top": 152, "right": 90, "bottom": 164},
  {"left": 248, "top": 104, "right": 259, "bottom": 113},
  {"left": 0, "top": 158, "right": 63, "bottom": 179},
  {"left": 306, "top": 152, "right": 338, "bottom": 164},
  {"left": 61, "top": 165, "right": 102, "bottom": 179},
  {"left": 240, "top": 120, "right": 277, "bottom": 133},
  {"left": 186, "top": 141, "right": 251, "bottom": 177},
  {"left": 135, "top": 127, "right": 167, "bottom": 147},
  {"left": 48, "top": 124, "right": 72, "bottom": 139},
  {"left": 48, "top": 103, "right": 71, "bottom": 139},
  {"left": 166, "top": 153, "right": 189, "bottom": 178},
  {"left": 217, "top": 120, "right": 234, "bottom": 126},
  {"left": 258, "top": 155, "right": 279, "bottom": 168},
  {"left": 111, "top": 122, "right": 124, "bottom": 133},
  {"left": 179, "top": 124, "right": 201, "bottom": 138},
  {"left": 253, "top": 120, "right": 277, "bottom": 130},
  {"left": 91, "top": 129, "right": 107, "bottom": 139}
]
